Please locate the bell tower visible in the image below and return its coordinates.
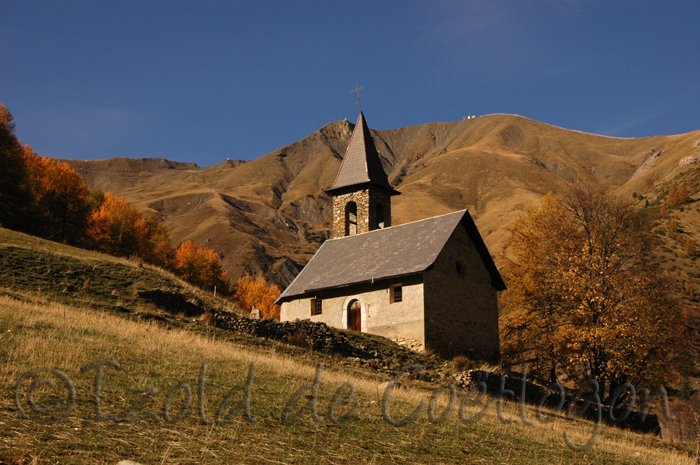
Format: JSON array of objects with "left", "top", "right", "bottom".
[{"left": 325, "top": 112, "right": 400, "bottom": 238}]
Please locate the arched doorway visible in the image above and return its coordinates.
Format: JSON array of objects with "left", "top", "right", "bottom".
[{"left": 347, "top": 299, "right": 361, "bottom": 331}]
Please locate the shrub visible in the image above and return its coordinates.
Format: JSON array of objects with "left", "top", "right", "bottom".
[
  {"left": 285, "top": 330, "right": 312, "bottom": 350},
  {"left": 668, "top": 184, "right": 690, "bottom": 206},
  {"left": 679, "top": 378, "right": 694, "bottom": 401},
  {"left": 452, "top": 355, "right": 472, "bottom": 372},
  {"left": 685, "top": 239, "right": 697, "bottom": 258}
]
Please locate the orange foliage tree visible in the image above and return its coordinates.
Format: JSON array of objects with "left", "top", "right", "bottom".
[
  {"left": 87, "top": 192, "right": 149, "bottom": 257},
  {"left": 500, "top": 183, "right": 690, "bottom": 401},
  {"left": 22, "top": 146, "right": 91, "bottom": 244},
  {"left": 87, "top": 191, "right": 174, "bottom": 268},
  {"left": 174, "top": 240, "right": 230, "bottom": 293},
  {"left": 668, "top": 184, "right": 690, "bottom": 206},
  {"left": 233, "top": 275, "right": 281, "bottom": 320}
]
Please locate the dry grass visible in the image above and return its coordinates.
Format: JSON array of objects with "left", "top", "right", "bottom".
[
  {"left": 60, "top": 116, "right": 700, "bottom": 286},
  {"left": 0, "top": 295, "right": 695, "bottom": 464}
]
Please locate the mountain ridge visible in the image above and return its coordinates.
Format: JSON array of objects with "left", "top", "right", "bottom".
[{"left": 59, "top": 113, "right": 700, "bottom": 288}]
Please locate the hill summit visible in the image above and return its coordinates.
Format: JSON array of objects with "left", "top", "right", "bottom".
[{"left": 62, "top": 114, "right": 700, "bottom": 287}]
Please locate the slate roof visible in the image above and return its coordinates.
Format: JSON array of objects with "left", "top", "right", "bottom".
[
  {"left": 326, "top": 112, "right": 398, "bottom": 194},
  {"left": 277, "top": 210, "right": 505, "bottom": 303}
]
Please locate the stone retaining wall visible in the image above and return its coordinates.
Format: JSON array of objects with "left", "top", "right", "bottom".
[{"left": 212, "top": 311, "right": 374, "bottom": 359}]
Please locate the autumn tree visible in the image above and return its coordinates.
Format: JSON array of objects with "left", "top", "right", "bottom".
[
  {"left": 668, "top": 218, "right": 678, "bottom": 232},
  {"left": 174, "top": 240, "right": 229, "bottom": 293},
  {"left": 233, "top": 275, "right": 281, "bottom": 320},
  {"left": 685, "top": 238, "right": 697, "bottom": 258},
  {"left": 87, "top": 192, "right": 148, "bottom": 257},
  {"left": 139, "top": 214, "right": 175, "bottom": 269},
  {"left": 501, "top": 183, "right": 690, "bottom": 402},
  {"left": 22, "top": 145, "right": 91, "bottom": 244},
  {"left": 0, "top": 104, "right": 31, "bottom": 229},
  {"left": 87, "top": 192, "right": 176, "bottom": 269},
  {"left": 668, "top": 184, "right": 690, "bottom": 206}
]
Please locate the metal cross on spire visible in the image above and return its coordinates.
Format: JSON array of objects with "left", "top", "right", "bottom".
[{"left": 351, "top": 84, "right": 364, "bottom": 110}]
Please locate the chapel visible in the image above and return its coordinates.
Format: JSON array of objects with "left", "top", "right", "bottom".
[{"left": 276, "top": 112, "right": 505, "bottom": 360}]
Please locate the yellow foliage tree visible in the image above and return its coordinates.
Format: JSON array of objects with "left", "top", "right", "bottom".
[
  {"left": 174, "top": 240, "right": 229, "bottom": 293},
  {"left": 233, "top": 275, "right": 281, "bottom": 320},
  {"left": 140, "top": 214, "right": 175, "bottom": 269},
  {"left": 501, "top": 183, "right": 690, "bottom": 402}
]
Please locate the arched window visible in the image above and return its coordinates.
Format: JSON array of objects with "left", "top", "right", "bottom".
[
  {"left": 376, "top": 203, "right": 385, "bottom": 229},
  {"left": 345, "top": 202, "right": 357, "bottom": 236}
]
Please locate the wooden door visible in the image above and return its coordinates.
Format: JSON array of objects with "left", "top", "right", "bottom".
[{"left": 348, "top": 300, "right": 361, "bottom": 331}]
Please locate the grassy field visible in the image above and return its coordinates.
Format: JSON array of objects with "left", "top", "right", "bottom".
[
  {"left": 0, "top": 295, "right": 695, "bottom": 464},
  {"left": 0, "top": 228, "right": 697, "bottom": 463},
  {"left": 0, "top": 227, "right": 446, "bottom": 374}
]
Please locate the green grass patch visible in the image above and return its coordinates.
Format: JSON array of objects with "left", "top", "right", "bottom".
[{"left": 0, "top": 227, "right": 243, "bottom": 320}]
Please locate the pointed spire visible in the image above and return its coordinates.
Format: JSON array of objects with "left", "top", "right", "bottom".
[{"left": 327, "top": 112, "right": 397, "bottom": 193}]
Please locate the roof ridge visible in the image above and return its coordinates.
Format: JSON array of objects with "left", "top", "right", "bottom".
[
  {"left": 276, "top": 208, "right": 504, "bottom": 304},
  {"left": 326, "top": 209, "right": 468, "bottom": 242}
]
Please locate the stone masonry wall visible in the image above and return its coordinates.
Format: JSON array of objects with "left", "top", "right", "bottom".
[
  {"left": 423, "top": 223, "right": 500, "bottom": 361},
  {"left": 368, "top": 186, "right": 392, "bottom": 231},
  {"left": 331, "top": 185, "right": 393, "bottom": 238},
  {"left": 332, "top": 188, "right": 370, "bottom": 238},
  {"left": 212, "top": 309, "right": 373, "bottom": 357}
]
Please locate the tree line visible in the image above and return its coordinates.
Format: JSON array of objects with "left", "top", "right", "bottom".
[{"left": 0, "top": 104, "right": 280, "bottom": 317}]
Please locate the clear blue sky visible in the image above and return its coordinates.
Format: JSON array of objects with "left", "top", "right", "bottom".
[{"left": 2, "top": 1, "right": 699, "bottom": 166}]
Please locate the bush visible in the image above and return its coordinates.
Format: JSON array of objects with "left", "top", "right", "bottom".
[
  {"left": 685, "top": 239, "right": 697, "bottom": 258},
  {"left": 285, "top": 330, "right": 312, "bottom": 350},
  {"left": 452, "top": 355, "right": 472, "bottom": 372},
  {"left": 668, "top": 184, "right": 690, "bottom": 206}
]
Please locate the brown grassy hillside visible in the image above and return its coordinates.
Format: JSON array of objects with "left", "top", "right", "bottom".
[{"left": 62, "top": 114, "right": 700, "bottom": 287}]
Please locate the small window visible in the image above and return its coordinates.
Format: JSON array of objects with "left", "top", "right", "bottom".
[
  {"left": 345, "top": 202, "right": 357, "bottom": 236},
  {"left": 390, "top": 285, "right": 403, "bottom": 304},
  {"left": 311, "top": 298, "right": 322, "bottom": 316},
  {"left": 456, "top": 260, "right": 466, "bottom": 275},
  {"left": 376, "top": 203, "right": 385, "bottom": 229}
]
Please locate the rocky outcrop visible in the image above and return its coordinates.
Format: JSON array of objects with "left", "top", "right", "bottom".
[{"left": 678, "top": 152, "right": 700, "bottom": 167}]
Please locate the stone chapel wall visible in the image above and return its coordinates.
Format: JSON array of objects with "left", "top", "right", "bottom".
[
  {"left": 331, "top": 186, "right": 392, "bottom": 238},
  {"left": 280, "top": 275, "right": 425, "bottom": 348},
  {"left": 422, "top": 223, "right": 500, "bottom": 361}
]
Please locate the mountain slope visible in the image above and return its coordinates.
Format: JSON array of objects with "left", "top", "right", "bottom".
[{"left": 62, "top": 114, "right": 700, "bottom": 288}]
